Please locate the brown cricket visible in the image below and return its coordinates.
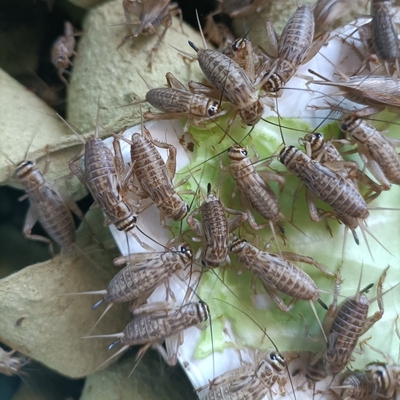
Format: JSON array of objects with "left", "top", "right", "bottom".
[
  {"left": 51, "top": 21, "right": 76, "bottom": 86},
  {"left": 60, "top": 112, "right": 152, "bottom": 249},
  {"left": 227, "top": 144, "right": 287, "bottom": 252},
  {"left": 220, "top": 38, "right": 268, "bottom": 83},
  {"left": 337, "top": 370, "right": 374, "bottom": 400},
  {"left": 307, "top": 267, "right": 387, "bottom": 380},
  {"left": 203, "top": 15, "right": 235, "bottom": 49},
  {"left": 0, "top": 347, "right": 29, "bottom": 377},
  {"left": 1, "top": 136, "right": 84, "bottom": 254},
  {"left": 229, "top": 238, "right": 334, "bottom": 313},
  {"left": 312, "top": 0, "right": 349, "bottom": 40},
  {"left": 198, "top": 351, "right": 288, "bottom": 400},
  {"left": 14, "top": 155, "right": 78, "bottom": 253},
  {"left": 115, "top": 124, "right": 189, "bottom": 223},
  {"left": 258, "top": 4, "right": 316, "bottom": 97},
  {"left": 308, "top": 70, "right": 400, "bottom": 117},
  {"left": 84, "top": 300, "right": 210, "bottom": 369},
  {"left": 372, "top": 0, "right": 399, "bottom": 75},
  {"left": 365, "top": 358, "right": 400, "bottom": 398},
  {"left": 139, "top": 72, "right": 227, "bottom": 133},
  {"left": 299, "top": 131, "right": 383, "bottom": 253},
  {"left": 340, "top": 114, "right": 400, "bottom": 190},
  {"left": 279, "top": 145, "right": 369, "bottom": 223},
  {"left": 363, "top": 316, "right": 400, "bottom": 399},
  {"left": 119, "top": 0, "right": 182, "bottom": 68},
  {"left": 359, "top": 0, "right": 400, "bottom": 76},
  {"left": 187, "top": 183, "right": 247, "bottom": 268},
  {"left": 64, "top": 243, "right": 193, "bottom": 333},
  {"left": 188, "top": 40, "right": 264, "bottom": 127}
]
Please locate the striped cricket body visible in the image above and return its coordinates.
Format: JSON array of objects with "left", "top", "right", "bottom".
[
  {"left": 142, "top": 72, "right": 226, "bottom": 132},
  {"left": 15, "top": 159, "right": 76, "bottom": 250},
  {"left": 371, "top": 0, "right": 400, "bottom": 75},
  {"left": 126, "top": 128, "right": 188, "bottom": 222},
  {"left": 340, "top": 115, "right": 400, "bottom": 190},
  {"left": 279, "top": 146, "right": 369, "bottom": 220},
  {"left": 188, "top": 41, "right": 264, "bottom": 126},
  {"left": 307, "top": 268, "right": 386, "bottom": 379},
  {"left": 84, "top": 301, "right": 210, "bottom": 368},
  {"left": 258, "top": 4, "right": 315, "bottom": 96},
  {"left": 198, "top": 351, "right": 287, "bottom": 400},
  {"left": 187, "top": 184, "right": 247, "bottom": 268},
  {"left": 229, "top": 238, "right": 333, "bottom": 312},
  {"left": 69, "top": 133, "right": 138, "bottom": 233},
  {"left": 339, "top": 370, "right": 374, "bottom": 400}
]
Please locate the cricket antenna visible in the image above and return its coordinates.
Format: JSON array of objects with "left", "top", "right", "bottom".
[
  {"left": 0, "top": 149, "right": 16, "bottom": 167},
  {"left": 57, "top": 113, "right": 87, "bottom": 144},
  {"left": 212, "top": 299, "right": 279, "bottom": 352},
  {"left": 23, "top": 131, "right": 39, "bottom": 161},
  {"left": 275, "top": 97, "right": 286, "bottom": 146},
  {"left": 195, "top": 9, "right": 207, "bottom": 49},
  {"left": 95, "top": 95, "right": 101, "bottom": 139},
  {"left": 309, "top": 299, "right": 327, "bottom": 343}
]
